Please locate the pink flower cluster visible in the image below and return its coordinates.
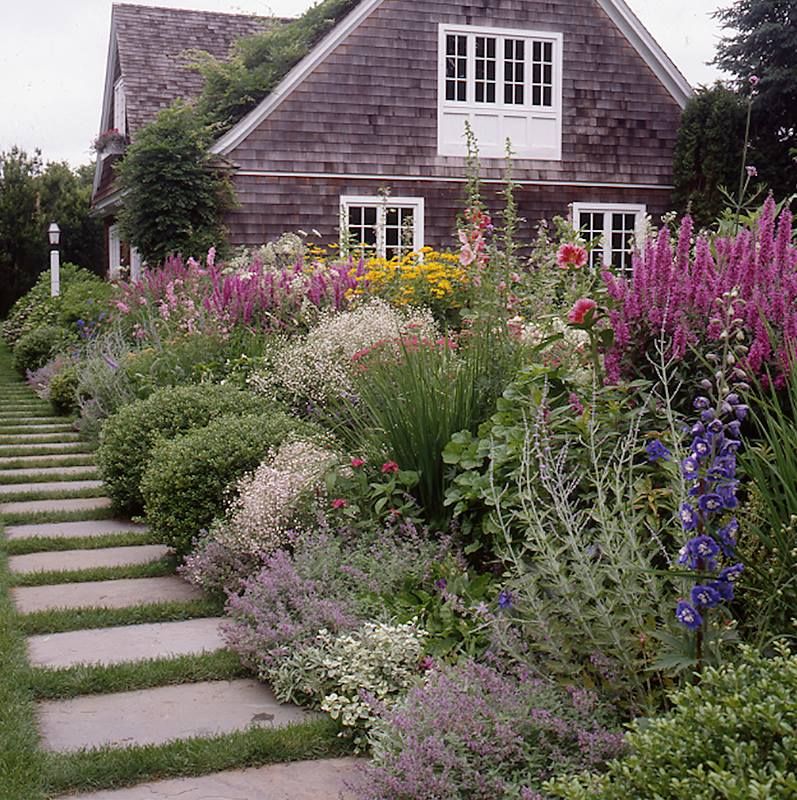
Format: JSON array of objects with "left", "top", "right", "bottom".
[
  {"left": 458, "top": 206, "right": 493, "bottom": 277},
  {"left": 603, "top": 199, "right": 797, "bottom": 382},
  {"left": 112, "top": 251, "right": 366, "bottom": 337}
]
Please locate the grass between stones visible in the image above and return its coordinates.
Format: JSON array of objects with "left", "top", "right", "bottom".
[
  {"left": 0, "top": 486, "right": 107, "bottom": 503},
  {"left": 0, "top": 471, "right": 100, "bottom": 485},
  {"left": 10, "top": 556, "right": 178, "bottom": 587},
  {"left": 20, "top": 597, "right": 224, "bottom": 635},
  {"left": 29, "top": 650, "right": 246, "bottom": 701},
  {"left": 6, "top": 531, "right": 156, "bottom": 555},
  {"left": 42, "top": 717, "right": 351, "bottom": 796},
  {"left": 0, "top": 446, "right": 94, "bottom": 459},
  {"left": 0, "top": 456, "right": 96, "bottom": 470},
  {"left": 0, "top": 523, "right": 47, "bottom": 800},
  {"left": 2, "top": 506, "right": 116, "bottom": 526},
  {"left": 0, "top": 435, "right": 80, "bottom": 445}
]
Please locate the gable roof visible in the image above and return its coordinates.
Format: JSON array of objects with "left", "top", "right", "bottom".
[{"left": 210, "top": 0, "right": 693, "bottom": 156}]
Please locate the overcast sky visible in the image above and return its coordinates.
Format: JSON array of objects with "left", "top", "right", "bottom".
[{"left": 0, "top": 0, "right": 728, "bottom": 168}]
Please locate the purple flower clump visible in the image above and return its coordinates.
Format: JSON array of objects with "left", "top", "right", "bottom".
[{"left": 356, "top": 660, "right": 625, "bottom": 800}]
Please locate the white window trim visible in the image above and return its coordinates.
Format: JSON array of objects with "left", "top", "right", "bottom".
[
  {"left": 339, "top": 195, "right": 425, "bottom": 258},
  {"left": 571, "top": 202, "right": 647, "bottom": 269},
  {"left": 108, "top": 223, "right": 122, "bottom": 280},
  {"left": 113, "top": 77, "right": 126, "bottom": 135},
  {"left": 437, "top": 23, "right": 563, "bottom": 160}
]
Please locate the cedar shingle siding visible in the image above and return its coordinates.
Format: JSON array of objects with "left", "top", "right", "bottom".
[{"left": 223, "top": 0, "right": 684, "bottom": 249}]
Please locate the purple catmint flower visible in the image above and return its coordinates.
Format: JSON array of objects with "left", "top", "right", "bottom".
[
  {"left": 735, "top": 405, "right": 749, "bottom": 421},
  {"left": 716, "top": 519, "right": 738, "bottom": 557},
  {"left": 719, "top": 563, "right": 744, "bottom": 584},
  {"left": 681, "top": 457, "right": 700, "bottom": 481},
  {"left": 691, "top": 584, "right": 722, "bottom": 609},
  {"left": 691, "top": 438, "right": 710, "bottom": 459},
  {"left": 700, "top": 409, "right": 716, "bottom": 423},
  {"left": 678, "top": 535, "right": 720, "bottom": 571},
  {"left": 707, "top": 418, "right": 724, "bottom": 434},
  {"left": 693, "top": 396, "right": 711, "bottom": 410},
  {"left": 725, "top": 393, "right": 740, "bottom": 406},
  {"left": 675, "top": 600, "right": 703, "bottom": 630},
  {"left": 710, "top": 578, "right": 735, "bottom": 602},
  {"left": 497, "top": 590, "right": 513, "bottom": 610},
  {"left": 645, "top": 439, "right": 671, "bottom": 463}
]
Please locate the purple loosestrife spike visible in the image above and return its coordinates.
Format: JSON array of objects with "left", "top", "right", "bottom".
[{"left": 676, "top": 600, "right": 703, "bottom": 630}]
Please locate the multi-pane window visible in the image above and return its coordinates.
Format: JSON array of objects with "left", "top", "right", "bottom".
[
  {"left": 442, "top": 28, "right": 557, "bottom": 110},
  {"left": 438, "top": 25, "right": 562, "bottom": 159},
  {"left": 572, "top": 204, "right": 647, "bottom": 273},
  {"left": 340, "top": 197, "right": 424, "bottom": 260},
  {"left": 113, "top": 77, "right": 126, "bottom": 135}
]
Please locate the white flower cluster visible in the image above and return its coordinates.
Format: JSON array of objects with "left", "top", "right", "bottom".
[
  {"left": 217, "top": 438, "right": 338, "bottom": 557},
  {"left": 252, "top": 299, "right": 438, "bottom": 406},
  {"left": 270, "top": 620, "right": 427, "bottom": 751}
]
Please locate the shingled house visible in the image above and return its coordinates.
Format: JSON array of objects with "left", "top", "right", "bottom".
[{"left": 93, "top": 0, "right": 691, "bottom": 275}]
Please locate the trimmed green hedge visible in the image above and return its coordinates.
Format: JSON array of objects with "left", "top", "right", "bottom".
[
  {"left": 97, "top": 384, "right": 272, "bottom": 516},
  {"left": 141, "top": 411, "right": 317, "bottom": 555},
  {"left": 12, "top": 327, "right": 76, "bottom": 376}
]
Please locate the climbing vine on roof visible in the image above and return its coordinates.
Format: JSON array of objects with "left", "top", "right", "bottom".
[{"left": 194, "top": 0, "right": 361, "bottom": 132}]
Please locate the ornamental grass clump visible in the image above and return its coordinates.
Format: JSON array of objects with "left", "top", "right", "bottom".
[
  {"left": 546, "top": 644, "right": 797, "bottom": 800},
  {"left": 603, "top": 198, "right": 797, "bottom": 383},
  {"left": 359, "top": 660, "right": 624, "bottom": 800}
]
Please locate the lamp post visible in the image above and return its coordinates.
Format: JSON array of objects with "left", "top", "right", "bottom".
[{"left": 48, "top": 222, "right": 61, "bottom": 297}]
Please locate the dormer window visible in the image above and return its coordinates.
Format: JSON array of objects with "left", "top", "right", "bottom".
[
  {"left": 437, "top": 24, "right": 562, "bottom": 160},
  {"left": 113, "top": 77, "right": 127, "bottom": 136}
]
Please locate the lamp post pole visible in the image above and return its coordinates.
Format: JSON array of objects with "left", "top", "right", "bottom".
[{"left": 48, "top": 222, "right": 61, "bottom": 297}]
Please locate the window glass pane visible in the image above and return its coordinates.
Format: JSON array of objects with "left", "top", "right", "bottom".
[
  {"left": 445, "top": 34, "right": 467, "bottom": 103},
  {"left": 364, "top": 207, "right": 377, "bottom": 226},
  {"left": 610, "top": 213, "right": 637, "bottom": 273},
  {"left": 577, "top": 211, "right": 605, "bottom": 270},
  {"left": 531, "top": 38, "right": 554, "bottom": 107},
  {"left": 347, "top": 205, "right": 378, "bottom": 256},
  {"left": 384, "top": 207, "right": 416, "bottom": 260},
  {"left": 504, "top": 38, "right": 525, "bottom": 105},
  {"left": 475, "top": 35, "right": 497, "bottom": 104}
]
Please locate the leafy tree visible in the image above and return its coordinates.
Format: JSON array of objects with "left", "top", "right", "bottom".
[
  {"left": 714, "top": 0, "right": 797, "bottom": 199},
  {"left": 673, "top": 84, "right": 748, "bottom": 227},
  {"left": 116, "top": 103, "right": 233, "bottom": 264}
]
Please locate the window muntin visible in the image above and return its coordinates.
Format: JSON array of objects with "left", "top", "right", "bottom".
[
  {"left": 445, "top": 34, "right": 468, "bottom": 102},
  {"left": 531, "top": 40, "right": 554, "bottom": 107},
  {"left": 572, "top": 204, "right": 646, "bottom": 272},
  {"left": 113, "top": 77, "right": 126, "bottom": 135},
  {"left": 340, "top": 197, "right": 424, "bottom": 260},
  {"left": 504, "top": 39, "right": 525, "bottom": 105}
]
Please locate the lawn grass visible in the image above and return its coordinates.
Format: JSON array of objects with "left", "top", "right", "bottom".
[
  {"left": 20, "top": 597, "right": 223, "bottom": 635},
  {"left": 42, "top": 717, "right": 351, "bottom": 796},
  {"left": 10, "top": 556, "right": 177, "bottom": 587},
  {"left": 5, "top": 530, "right": 155, "bottom": 555},
  {"left": 2, "top": 506, "right": 116, "bottom": 526},
  {"left": 29, "top": 649, "right": 245, "bottom": 701}
]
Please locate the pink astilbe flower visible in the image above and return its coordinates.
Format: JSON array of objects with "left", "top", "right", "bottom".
[
  {"left": 556, "top": 243, "right": 589, "bottom": 270},
  {"left": 603, "top": 198, "right": 797, "bottom": 382}
]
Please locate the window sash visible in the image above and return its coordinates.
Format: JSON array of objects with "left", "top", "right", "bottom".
[
  {"left": 341, "top": 198, "right": 424, "bottom": 260},
  {"left": 113, "top": 78, "right": 126, "bottom": 134},
  {"left": 572, "top": 204, "right": 646, "bottom": 272},
  {"left": 441, "top": 28, "right": 557, "bottom": 111}
]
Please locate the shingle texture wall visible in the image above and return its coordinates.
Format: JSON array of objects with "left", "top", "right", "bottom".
[{"left": 225, "top": 0, "right": 684, "bottom": 246}]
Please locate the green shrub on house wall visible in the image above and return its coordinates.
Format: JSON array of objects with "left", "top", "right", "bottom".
[{"left": 116, "top": 103, "right": 233, "bottom": 265}]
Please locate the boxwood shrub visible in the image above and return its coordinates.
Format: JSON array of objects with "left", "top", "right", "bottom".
[
  {"left": 12, "top": 326, "right": 76, "bottom": 376},
  {"left": 97, "top": 384, "right": 272, "bottom": 515},
  {"left": 547, "top": 645, "right": 797, "bottom": 800},
  {"left": 141, "top": 411, "right": 317, "bottom": 555},
  {"left": 49, "top": 365, "right": 79, "bottom": 415}
]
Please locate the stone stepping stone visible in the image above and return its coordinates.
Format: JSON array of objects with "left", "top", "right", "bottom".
[
  {"left": 9, "top": 544, "right": 168, "bottom": 575},
  {"left": 0, "top": 465, "right": 98, "bottom": 479},
  {"left": 52, "top": 758, "right": 362, "bottom": 799},
  {"left": 27, "top": 616, "right": 224, "bottom": 668},
  {"left": 12, "top": 576, "right": 200, "bottom": 613},
  {"left": 0, "top": 479, "right": 103, "bottom": 495},
  {"left": 0, "top": 496, "right": 111, "bottom": 515},
  {"left": 38, "top": 679, "right": 311, "bottom": 752},
  {"left": 5, "top": 518, "right": 146, "bottom": 541},
  {"left": 0, "top": 441, "right": 91, "bottom": 451},
  {"left": 0, "top": 453, "right": 96, "bottom": 467}
]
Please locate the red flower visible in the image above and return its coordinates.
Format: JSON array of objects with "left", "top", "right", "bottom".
[
  {"left": 331, "top": 498, "right": 348, "bottom": 510},
  {"left": 350, "top": 457, "right": 365, "bottom": 468},
  {"left": 556, "top": 243, "right": 588, "bottom": 270},
  {"left": 568, "top": 298, "right": 598, "bottom": 325},
  {"left": 381, "top": 460, "right": 400, "bottom": 474}
]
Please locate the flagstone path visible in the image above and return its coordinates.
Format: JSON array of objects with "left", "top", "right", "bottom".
[{"left": 0, "top": 378, "right": 359, "bottom": 798}]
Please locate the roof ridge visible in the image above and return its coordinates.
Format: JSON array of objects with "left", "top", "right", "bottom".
[{"left": 111, "top": 2, "right": 292, "bottom": 22}]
